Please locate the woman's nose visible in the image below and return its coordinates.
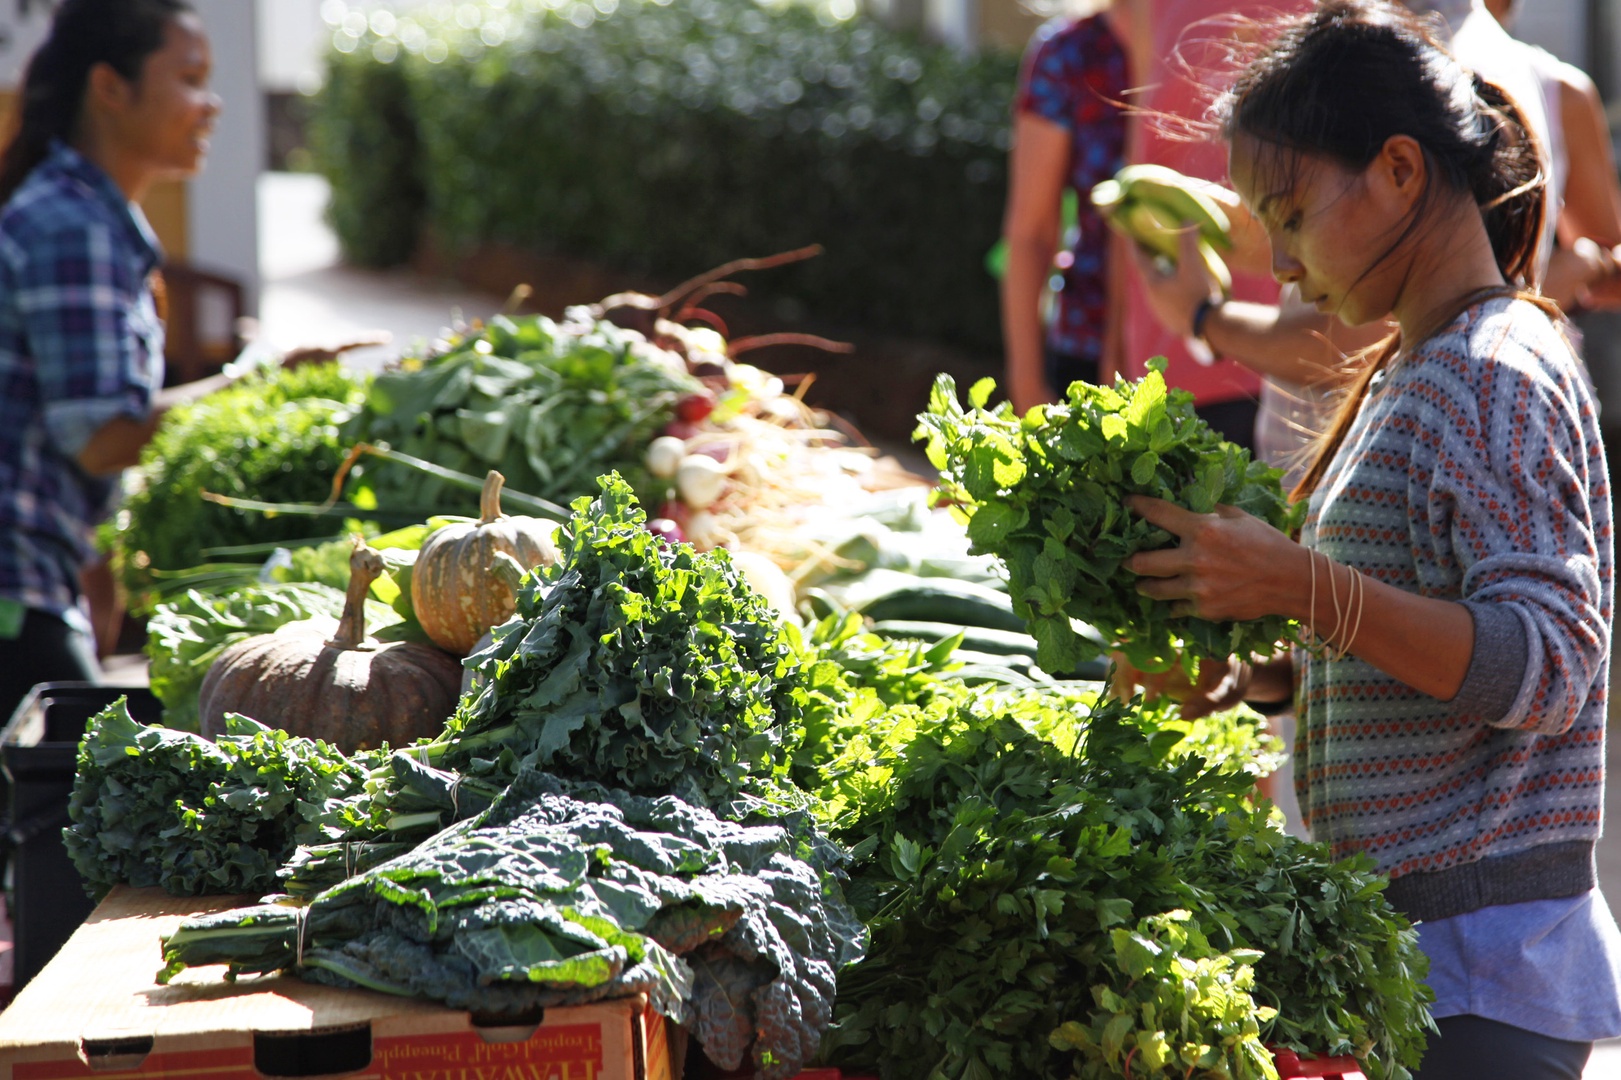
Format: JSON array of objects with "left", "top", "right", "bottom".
[{"left": 1271, "top": 243, "right": 1303, "bottom": 285}]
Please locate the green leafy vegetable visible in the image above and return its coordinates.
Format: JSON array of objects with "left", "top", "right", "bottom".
[
  {"left": 818, "top": 691, "right": 1431, "bottom": 1080},
  {"left": 914, "top": 362, "right": 1304, "bottom": 674},
  {"left": 441, "top": 473, "right": 806, "bottom": 806},
  {"left": 347, "top": 314, "right": 701, "bottom": 515},
  {"left": 65, "top": 701, "right": 372, "bottom": 898},
  {"left": 112, "top": 361, "right": 370, "bottom": 611},
  {"left": 158, "top": 768, "right": 864, "bottom": 1080}
]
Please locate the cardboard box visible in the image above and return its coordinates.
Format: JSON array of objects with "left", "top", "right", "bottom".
[{"left": 0, "top": 887, "right": 672, "bottom": 1080}]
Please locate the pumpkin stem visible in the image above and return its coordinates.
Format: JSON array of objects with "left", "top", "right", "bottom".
[
  {"left": 331, "top": 539, "right": 385, "bottom": 650},
  {"left": 488, "top": 550, "right": 528, "bottom": 598},
  {"left": 480, "top": 470, "right": 508, "bottom": 524}
]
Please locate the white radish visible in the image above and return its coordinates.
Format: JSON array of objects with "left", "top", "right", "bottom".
[
  {"left": 676, "top": 454, "right": 728, "bottom": 509},
  {"left": 686, "top": 509, "right": 719, "bottom": 545},
  {"left": 646, "top": 436, "right": 687, "bottom": 479}
]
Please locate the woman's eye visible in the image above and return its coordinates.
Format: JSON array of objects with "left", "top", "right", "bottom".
[{"left": 1282, "top": 213, "right": 1303, "bottom": 231}]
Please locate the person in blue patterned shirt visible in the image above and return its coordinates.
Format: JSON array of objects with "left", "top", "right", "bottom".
[
  {"left": 1000, "top": 1, "right": 1130, "bottom": 413},
  {"left": 0, "top": 0, "right": 225, "bottom": 722}
]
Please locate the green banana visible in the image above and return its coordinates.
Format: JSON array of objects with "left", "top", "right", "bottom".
[
  {"left": 1117, "top": 199, "right": 1185, "bottom": 261},
  {"left": 1088, "top": 166, "right": 1236, "bottom": 295},
  {"left": 1197, "top": 238, "right": 1233, "bottom": 295},
  {"left": 1113, "top": 163, "right": 1233, "bottom": 250},
  {"left": 1089, "top": 177, "right": 1125, "bottom": 214}
]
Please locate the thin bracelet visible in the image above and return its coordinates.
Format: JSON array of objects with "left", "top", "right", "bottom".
[{"left": 1338, "top": 566, "right": 1367, "bottom": 659}]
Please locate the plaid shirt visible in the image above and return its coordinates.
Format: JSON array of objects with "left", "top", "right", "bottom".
[{"left": 0, "top": 141, "right": 164, "bottom": 620}]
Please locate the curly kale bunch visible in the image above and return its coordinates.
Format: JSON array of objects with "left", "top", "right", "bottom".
[{"left": 443, "top": 473, "right": 807, "bottom": 806}]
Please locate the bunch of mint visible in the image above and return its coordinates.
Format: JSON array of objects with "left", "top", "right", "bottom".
[{"left": 914, "top": 360, "right": 1303, "bottom": 675}]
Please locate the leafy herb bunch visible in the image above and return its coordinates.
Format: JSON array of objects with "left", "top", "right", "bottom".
[
  {"left": 819, "top": 691, "right": 1431, "bottom": 1080},
  {"left": 444, "top": 473, "right": 806, "bottom": 806},
  {"left": 914, "top": 360, "right": 1304, "bottom": 674},
  {"left": 112, "top": 360, "right": 369, "bottom": 611}
]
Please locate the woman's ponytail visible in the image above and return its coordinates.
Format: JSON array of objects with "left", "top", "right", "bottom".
[
  {"left": 0, "top": 0, "right": 192, "bottom": 207},
  {"left": 1467, "top": 75, "right": 1546, "bottom": 288}
]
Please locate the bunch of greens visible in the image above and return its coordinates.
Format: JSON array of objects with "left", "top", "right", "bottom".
[
  {"left": 64, "top": 701, "right": 371, "bottom": 898},
  {"left": 159, "top": 768, "right": 865, "bottom": 1080},
  {"left": 914, "top": 362, "right": 1303, "bottom": 675},
  {"left": 346, "top": 314, "right": 700, "bottom": 516},
  {"left": 144, "top": 581, "right": 401, "bottom": 732},
  {"left": 785, "top": 611, "right": 965, "bottom": 794},
  {"left": 818, "top": 691, "right": 1431, "bottom": 1080},
  {"left": 1048, "top": 909, "right": 1275, "bottom": 1080},
  {"left": 438, "top": 473, "right": 806, "bottom": 806},
  {"left": 112, "top": 361, "right": 369, "bottom": 610}
]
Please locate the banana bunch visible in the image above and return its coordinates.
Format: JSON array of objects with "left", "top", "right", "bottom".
[{"left": 1091, "top": 164, "right": 1234, "bottom": 294}]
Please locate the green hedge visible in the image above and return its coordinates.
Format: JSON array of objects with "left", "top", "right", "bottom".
[{"left": 311, "top": 0, "right": 1018, "bottom": 350}]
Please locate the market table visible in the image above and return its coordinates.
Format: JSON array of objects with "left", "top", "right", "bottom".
[{"left": 0, "top": 886, "right": 672, "bottom": 1080}]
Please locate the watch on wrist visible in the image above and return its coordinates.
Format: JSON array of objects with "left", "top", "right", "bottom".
[{"left": 1191, "top": 295, "right": 1224, "bottom": 343}]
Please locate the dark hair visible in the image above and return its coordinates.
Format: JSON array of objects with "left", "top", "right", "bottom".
[
  {"left": 0, "top": 0, "right": 194, "bottom": 205},
  {"left": 1217, "top": 0, "right": 1549, "bottom": 499}
]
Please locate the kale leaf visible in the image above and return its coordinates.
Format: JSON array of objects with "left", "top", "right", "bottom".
[
  {"left": 64, "top": 700, "right": 371, "bottom": 898},
  {"left": 442, "top": 473, "right": 807, "bottom": 806},
  {"left": 159, "top": 769, "right": 864, "bottom": 1080}
]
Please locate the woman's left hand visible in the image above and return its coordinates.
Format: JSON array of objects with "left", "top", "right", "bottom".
[
  {"left": 1123, "top": 495, "right": 1307, "bottom": 623},
  {"left": 1112, "top": 650, "right": 1257, "bottom": 719}
]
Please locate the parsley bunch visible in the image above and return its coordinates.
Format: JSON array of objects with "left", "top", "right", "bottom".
[
  {"left": 819, "top": 692, "right": 1432, "bottom": 1080},
  {"left": 914, "top": 361, "right": 1304, "bottom": 674},
  {"left": 112, "top": 361, "right": 369, "bottom": 611}
]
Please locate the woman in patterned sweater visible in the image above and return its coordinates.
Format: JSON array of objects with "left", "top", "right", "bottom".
[{"left": 1122, "top": 2, "right": 1621, "bottom": 1076}]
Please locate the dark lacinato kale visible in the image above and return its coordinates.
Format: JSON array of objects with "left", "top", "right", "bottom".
[
  {"left": 158, "top": 769, "right": 863, "bottom": 1080},
  {"left": 914, "top": 361, "right": 1304, "bottom": 675}
]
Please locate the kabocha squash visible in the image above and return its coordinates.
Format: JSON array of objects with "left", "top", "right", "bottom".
[
  {"left": 198, "top": 540, "right": 462, "bottom": 751},
  {"left": 412, "top": 470, "right": 560, "bottom": 654}
]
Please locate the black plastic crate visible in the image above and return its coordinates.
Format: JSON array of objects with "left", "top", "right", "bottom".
[{"left": 2, "top": 683, "right": 161, "bottom": 991}]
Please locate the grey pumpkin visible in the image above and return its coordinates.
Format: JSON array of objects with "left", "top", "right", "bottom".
[{"left": 198, "top": 540, "right": 462, "bottom": 752}]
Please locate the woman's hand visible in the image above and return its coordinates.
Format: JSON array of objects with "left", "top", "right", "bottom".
[
  {"left": 1123, "top": 495, "right": 1308, "bottom": 623},
  {"left": 1111, "top": 652, "right": 1256, "bottom": 720},
  {"left": 1128, "top": 228, "right": 1222, "bottom": 342}
]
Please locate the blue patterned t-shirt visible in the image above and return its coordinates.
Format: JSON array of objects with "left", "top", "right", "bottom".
[
  {"left": 0, "top": 140, "right": 165, "bottom": 620},
  {"left": 1014, "top": 16, "right": 1128, "bottom": 367}
]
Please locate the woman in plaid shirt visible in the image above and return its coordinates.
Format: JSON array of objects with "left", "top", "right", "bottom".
[{"left": 0, "top": 0, "right": 220, "bottom": 721}]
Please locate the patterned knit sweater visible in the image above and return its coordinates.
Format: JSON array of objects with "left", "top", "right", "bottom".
[{"left": 1297, "top": 296, "right": 1612, "bottom": 923}]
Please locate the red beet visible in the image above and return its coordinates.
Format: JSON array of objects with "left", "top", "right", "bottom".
[
  {"left": 647, "top": 517, "right": 686, "bottom": 544},
  {"left": 675, "top": 392, "right": 716, "bottom": 423}
]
